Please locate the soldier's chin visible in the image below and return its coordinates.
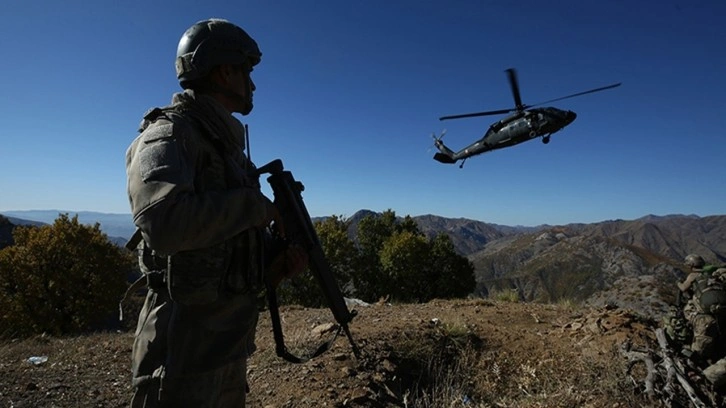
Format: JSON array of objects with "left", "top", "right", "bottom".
[{"left": 239, "top": 101, "right": 253, "bottom": 115}]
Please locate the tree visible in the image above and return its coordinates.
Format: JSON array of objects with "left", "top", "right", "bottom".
[
  {"left": 357, "top": 210, "right": 398, "bottom": 256},
  {"left": 379, "top": 230, "right": 432, "bottom": 302},
  {"left": 314, "top": 215, "right": 358, "bottom": 292},
  {"left": 354, "top": 210, "right": 398, "bottom": 301},
  {"left": 429, "top": 233, "right": 476, "bottom": 299},
  {"left": 277, "top": 210, "right": 476, "bottom": 306},
  {"left": 0, "top": 214, "right": 133, "bottom": 337},
  {"left": 354, "top": 210, "right": 475, "bottom": 302},
  {"left": 277, "top": 215, "right": 358, "bottom": 307},
  {"left": 378, "top": 231, "right": 475, "bottom": 302}
]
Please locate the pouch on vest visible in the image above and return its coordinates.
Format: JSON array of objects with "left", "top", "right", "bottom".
[
  {"left": 139, "top": 241, "right": 167, "bottom": 291},
  {"left": 225, "top": 228, "right": 265, "bottom": 295},
  {"left": 167, "top": 242, "right": 231, "bottom": 305}
]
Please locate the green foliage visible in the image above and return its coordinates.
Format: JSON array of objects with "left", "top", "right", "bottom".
[
  {"left": 352, "top": 210, "right": 398, "bottom": 301},
  {"left": 492, "top": 289, "right": 520, "bottom": 303},
  {"left": 277, "top": 215, "right": 358, "bottom": 307},
  {"left": 380, "top": 230, "right": 431, "bottom": 301},
  {"left": 314, "top": 215, "right": 357, "bottom": 288},
  {"left": 428, "top": 234, "right": 476, "bottom": 299},
  {"left": 277, "top": 209, "right": 476, "bottom": 306},
  {"left": 357, "top": 210, "right": 475, "bottom": 303},
  {"left": 357, "top": 210, "right": 399, "bottom": 257},
  {"left": 0, "top": 214, "right": 133, "bottom": 338}
]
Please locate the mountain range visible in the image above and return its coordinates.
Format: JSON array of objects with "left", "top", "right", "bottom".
[
  {"left": 413, "top": 212, "right": 725, "bottom": 317},
  {"left": 2, "top": 209, "right": 723, "bottom": 318}
]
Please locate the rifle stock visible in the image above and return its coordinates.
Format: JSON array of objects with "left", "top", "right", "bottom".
[{"left": 258, "top": 159, "right": 360, "bottom": 362}]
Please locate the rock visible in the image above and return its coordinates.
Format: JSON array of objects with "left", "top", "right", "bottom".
[{"left": 312, "top": 323, "right": 337, "bottom": 337}]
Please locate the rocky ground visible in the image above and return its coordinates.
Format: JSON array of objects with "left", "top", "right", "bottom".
[{"left": 0, "top": 298, "right": 695, "bottom": 407}]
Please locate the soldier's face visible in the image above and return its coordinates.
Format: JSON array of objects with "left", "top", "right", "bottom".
[{"left": 227, "top": 65, "right": 255, "bottom": 115}]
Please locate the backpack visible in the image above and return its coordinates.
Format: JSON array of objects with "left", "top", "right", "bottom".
[{"left": 692, "top": 267, "right": 726, "bottom": 316}]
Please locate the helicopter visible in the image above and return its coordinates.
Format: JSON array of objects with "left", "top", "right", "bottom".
[{"left": 432, "top": 68, "right": 621, "bottom": 168}]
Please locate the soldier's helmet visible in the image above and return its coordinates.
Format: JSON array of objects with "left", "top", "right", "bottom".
[
  {"left": 685, "top": 254, "right": 706, "bottom": 269},
  {"left": 175, "top": 19, "right": 262, "bottom": 89}
]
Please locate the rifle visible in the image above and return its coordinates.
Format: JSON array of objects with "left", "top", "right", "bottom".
[{"left": 257, "top": 159, "right": 361, "bottom": 363}]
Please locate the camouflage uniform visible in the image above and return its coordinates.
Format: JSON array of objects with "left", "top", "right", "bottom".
[
  {"left": 704, "top": 358, "right": 726, "bottom": 389},
  {"left": 125, "top": 89, "right": 269, "bottom": 407},
  {"left": 677, "top": 258, "right": 726, "bottom": 391}
]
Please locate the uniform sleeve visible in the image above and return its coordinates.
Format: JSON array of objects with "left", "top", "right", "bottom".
[
  {"left": 126, "top": 119, "right": 268, "bottom": 255},
  {"left": 677, "top": 272, "right": 700, "bottom": 293}
]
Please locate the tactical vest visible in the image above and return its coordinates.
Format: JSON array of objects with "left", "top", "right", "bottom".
[{"left": 136, "top": 105, "right": 265, "bottom": 305}]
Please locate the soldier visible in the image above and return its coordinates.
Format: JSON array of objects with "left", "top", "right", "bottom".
[
  {"left": 125, "top": 19, "right": 307, "bottom": 407},
  {"left": 677, "top": 254, "right": 726, "bottom": 387}
]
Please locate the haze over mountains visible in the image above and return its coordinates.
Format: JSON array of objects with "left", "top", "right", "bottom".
[
  {"left": 2, "top": 210, "right": 135, "bottom": 239},
  {"left": 2, "top": 209, "right": 724, "bottom": 318}
]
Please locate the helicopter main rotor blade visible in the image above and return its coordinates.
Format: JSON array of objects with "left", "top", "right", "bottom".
[
  {"left": 439, "top": 108, "right": 513, "bottom": 121},
  {"left": 506, "top": 68, "right": 524, "bottom": 110},
  {"left": 527, "top": 82, "right": 622, "bottom": 107}
]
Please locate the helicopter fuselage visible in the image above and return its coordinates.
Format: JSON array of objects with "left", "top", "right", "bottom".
[
  {"left": 435, "top": 107, "right": 576, "bottom": 163},
  {"left": 433, "top": 68, "right": 619, "bottom": 167}
]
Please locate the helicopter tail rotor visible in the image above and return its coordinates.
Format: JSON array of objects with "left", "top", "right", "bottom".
[
  {"left": 429, "top": 129, "right": 447, "bottom": 152},
  {"left": 431, "top": 129, "right": 457, "bottom": 164},
  {"left": 431, "top": 129, "right": 447, "bottom": 143}
]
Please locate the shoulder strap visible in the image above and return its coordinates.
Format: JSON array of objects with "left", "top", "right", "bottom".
[{"left": 265, "top": 281, "right": 343, "bottom": 364}]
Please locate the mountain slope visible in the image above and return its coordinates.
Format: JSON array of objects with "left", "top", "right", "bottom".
[{"left": 470, "top": 227, "right": 687, "bottom": 318}]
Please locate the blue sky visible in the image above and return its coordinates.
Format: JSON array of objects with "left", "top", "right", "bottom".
[{"left": 0, "top": 0, "right": 724, "bottom": 226}]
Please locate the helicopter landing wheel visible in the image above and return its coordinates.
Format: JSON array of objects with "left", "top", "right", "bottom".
[{"left": 542, "top": 136, "right": 550, "bottom": 144}]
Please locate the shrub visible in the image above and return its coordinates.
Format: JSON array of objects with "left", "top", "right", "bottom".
[
  {"left": 278, "top": 210, "right": 476, "bottom": 306},
  {"left": 0, "top": 214, "right": 133, "bottom": 337},
  {"left": 493, "top": 289, "right": 520, "bottom": 303}
]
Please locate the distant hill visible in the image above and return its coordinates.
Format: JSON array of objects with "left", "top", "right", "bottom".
[
  {"left": 0, "top": 210, "right": 135, "bottom": 243},
  {"left": 327, "top": 210, "right": 537, "bottom": 255},
  {"left": 1, "top": 215, "right": 49, "bottom": 249},
  {"left": 467, "top": 214, "right": 726, "bottom": 317},
  {"left": 336, "top": 210, "right": 725, "bottom": 318}
]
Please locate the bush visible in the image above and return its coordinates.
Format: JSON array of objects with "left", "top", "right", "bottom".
[
  {"left": 277, "top": 210, "right": 476, "bottom": 306},
  {"left": 277, "top": 215, "right": 358, "bottom": 308},
  {"left": 0, "top": 214, "right": 133, "bottom": 338}
]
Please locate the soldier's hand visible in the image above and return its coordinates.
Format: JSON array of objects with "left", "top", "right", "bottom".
[
  {"left": 285, "top": 244, "right": 308, "bottom": 278},
  {"left": 266, "top": 244, "right": 309, "bottom": 288},
  {"left": 259, "top": 196, "right": 284, "bottom": 235}
]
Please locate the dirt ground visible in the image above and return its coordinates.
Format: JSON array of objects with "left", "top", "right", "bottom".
[{"left": 0, "top": 299, "right": 670, "bottom": 407}]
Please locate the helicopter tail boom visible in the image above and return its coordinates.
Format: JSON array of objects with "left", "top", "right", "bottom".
[
  {"left": 432, "top": 138, "right": 458, "bottom": 164},
  {"left": 433, "top": 152, "right": 457, "bottom": 164},
  {"left": 431, "top": 130, "right": 457, "bottom": 164}
]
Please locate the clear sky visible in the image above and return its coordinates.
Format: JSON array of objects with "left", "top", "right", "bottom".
[{"left": 1, "top": 0, "right": 724, "bottom": 226}]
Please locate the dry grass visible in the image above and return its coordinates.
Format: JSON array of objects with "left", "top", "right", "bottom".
[
  {"left": 388, "top": 312, "right": 653, "bottom": 408},
  {"left": 491, "top": 289, "right": 520, "bottom": 303},
  {"left": 2, "top": 299, "right": 661, "bottom": 408}
]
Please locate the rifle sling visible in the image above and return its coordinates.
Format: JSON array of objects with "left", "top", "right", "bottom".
[{"left": 265, "top": 282, "right": 343, "bottom": 364}]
